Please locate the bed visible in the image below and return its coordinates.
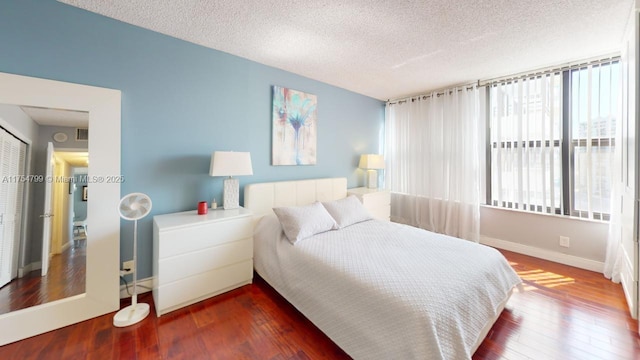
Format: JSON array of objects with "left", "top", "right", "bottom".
[{"left": 244, "top": 178, "right": 521, "bottom": 360}]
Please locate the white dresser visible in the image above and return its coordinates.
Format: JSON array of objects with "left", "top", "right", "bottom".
[
  {"left": 347, "top": 187, "right": 391, "bottom": 221},
  {"left": 152, "top": 207, "right": 253, "bottom": 316}
]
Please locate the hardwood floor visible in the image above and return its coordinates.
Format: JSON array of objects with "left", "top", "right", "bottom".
[
  {"left": 0, "top": 241, "right": 86, "bottom": 315},
  {"left": 475, "top": 250, "right": 639, "bottom": 360},
  {"left": 0, "top": 249, "right": 637, "bottom": 359}
]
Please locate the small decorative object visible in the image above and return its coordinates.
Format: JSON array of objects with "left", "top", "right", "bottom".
[
  {"left": 82, "top": 185, "right": 88, "bottom": 201},
  {"left": 209, "top": 151, "right": 253, "bottom": 209},
  {"left": 197, "top": 201, "right": 208, "bottom": 215},
  {"left": 211, "top": 198, "right": 217, "bottom": 209},
  {"left": 272, "top": 86, "right": 317, "bottom": 166},
  {"left": 359, "top": 154, "right": 385, "bottom": 189},
  {"left": 114, "top": 192, "right": 152, "bottom": 327}
]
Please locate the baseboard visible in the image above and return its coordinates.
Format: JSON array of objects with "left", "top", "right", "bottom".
[
  {"left": 18, "top": 261, "right": 42, "bottom": 278},
  {"left": 480, "top": 235, "right": 605, "bottom": 273},
  {"left": 119, "top": 276, "right": 153, "bottom": 299},
  {"left": 620, "top": 251, "right": 638, "bottom": 319},
  {"left": 60, "top": 241, "right": 71, "bottom": 253}
]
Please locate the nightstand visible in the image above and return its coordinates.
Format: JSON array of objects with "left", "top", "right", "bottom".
[
  {"left": 152, "top": 207, "right": 253, "bottom": 316},
  {"left": 347, "top": 187, "right": 391, "bottom": 221}
]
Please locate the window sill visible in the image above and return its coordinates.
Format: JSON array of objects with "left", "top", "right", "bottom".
[{"left": 480, "top": 204, "right": 609, "bottom": 225}]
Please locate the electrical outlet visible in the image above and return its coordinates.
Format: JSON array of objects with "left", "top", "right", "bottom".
[
  {"left": 559, "top": 236, "right": 570, "bottom": 248},
  {"left": 121, "top": 260, "right": 134, "bottom": 275}
]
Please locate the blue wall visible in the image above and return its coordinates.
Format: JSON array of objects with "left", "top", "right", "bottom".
[{"left": 0, "top": 0, "right": 384, "bottom": 279}]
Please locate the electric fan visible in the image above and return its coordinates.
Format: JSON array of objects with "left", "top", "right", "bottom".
[{"left": 113, "top": 192, "right": 152, "bottom": 327}]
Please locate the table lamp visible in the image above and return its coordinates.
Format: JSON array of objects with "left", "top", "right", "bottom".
[
  {"left": 209, "top": 151, "right": 253, "bottom": 209},
  {"left": 359, "top": 154, "right": 385, "bottom": 189}
]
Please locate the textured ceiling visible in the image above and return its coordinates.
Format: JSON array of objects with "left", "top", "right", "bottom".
[{"left": 58, "top": 0, "right": 634, "bottom": 100}]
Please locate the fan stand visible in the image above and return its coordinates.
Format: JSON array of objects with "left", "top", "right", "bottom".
[{"left": 113, "top": 216, "right": 150, "bottom": 327}]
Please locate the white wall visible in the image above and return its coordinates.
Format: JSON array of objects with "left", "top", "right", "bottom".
[
  {"left": 480, "top": 205, "right": 608, "bottom": 272},
  {"left": 51, "top": 156, "right": 73, "bottom": 254}
]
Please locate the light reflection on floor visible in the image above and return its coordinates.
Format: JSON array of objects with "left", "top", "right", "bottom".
[{"left": 508, "top": 261, "right": 575, "bottom": 291}]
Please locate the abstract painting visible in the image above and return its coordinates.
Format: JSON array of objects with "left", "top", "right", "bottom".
[{"left": 272, "top": 86, "right": 317, "bottom": 165}]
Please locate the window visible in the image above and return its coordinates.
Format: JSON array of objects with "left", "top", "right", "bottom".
[
  {"left": 569, "top": 64, "right": 619, "bottom": 218},
  {"left": 489, "top": 60, "right": 620, "bottom": 220}
]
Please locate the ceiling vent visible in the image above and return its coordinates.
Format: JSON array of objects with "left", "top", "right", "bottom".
[{"left": 76, "top": 128, "right": 88, "bottom": 141}]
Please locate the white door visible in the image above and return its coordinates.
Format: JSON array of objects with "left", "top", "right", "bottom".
[
  {"left": 41, "top": 142, "right": 54, "bottom": 277},
  {"left": 617, "top": 8, "right": 639, "bottom": 322},
  {"left": 0, "top": 128, "right": 24, "bottom": 288},
  {"left": 11, "top": 141, "right": 26, "bottom": 279}
]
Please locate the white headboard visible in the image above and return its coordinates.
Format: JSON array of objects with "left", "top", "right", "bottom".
[{"left": 244, "top": 177, "right": 347, "bottom": 219}]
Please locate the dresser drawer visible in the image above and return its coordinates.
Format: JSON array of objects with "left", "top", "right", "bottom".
[
  {"left": 154, "top": 259, "right": 253, "bottom": 316},
  {"left": 156, "top": 237, "right": 252, "bottom": 286},
  {"left": 158, "top": 216, "right": 252, "bottom": 259}
]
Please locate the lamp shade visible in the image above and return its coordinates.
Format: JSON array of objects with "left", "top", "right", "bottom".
[
  {"left": 358, "top": 154, "right": 385, "bottom": 170},
  {"left": 209, "top": 151, "right": 253, "bottom": 177}
]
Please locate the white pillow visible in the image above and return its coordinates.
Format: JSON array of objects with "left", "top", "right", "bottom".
[
  {"left": 272, "top": 202, "right": 338, "bottom": 244},
  {"left": 322, "top": 195, "right": 373, "bottom": 228}
]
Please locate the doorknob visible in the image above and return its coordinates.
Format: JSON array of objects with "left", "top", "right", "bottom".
[{"left": 39, "top": 213, "right": 54, "bottom": 218}]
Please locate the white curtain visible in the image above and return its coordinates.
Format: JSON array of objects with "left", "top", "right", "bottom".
[
  {"left": 604, "top": 180, "right": 623, "bottom": 282},
  {"left": 385, "top": 87, "right": 480, "bottom": 241},
  {"left": 603, "top": 99, "right": 622, "bottom": 282},
  {"left": 603, "top": 56, "right": 625, "bottom": 282}
]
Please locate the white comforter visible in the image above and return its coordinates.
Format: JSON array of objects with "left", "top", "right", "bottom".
[{"left": 254, "top": 216, "right": 521, "bottom": 360}]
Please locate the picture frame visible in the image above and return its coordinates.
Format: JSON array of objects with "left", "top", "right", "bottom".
[
  {"left": 82, "top": 186, "right": 88, "bottom": 201},
  {"left": 272, "top": 85, "right": 317, "bottom": 166}
]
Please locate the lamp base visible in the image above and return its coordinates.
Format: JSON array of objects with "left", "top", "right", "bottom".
[
  {"left": 366, "top": 169, "right": 378, "bottom": 189},
  {"left": 223, "top": 177, "right": 240, "bottom": 209}
]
